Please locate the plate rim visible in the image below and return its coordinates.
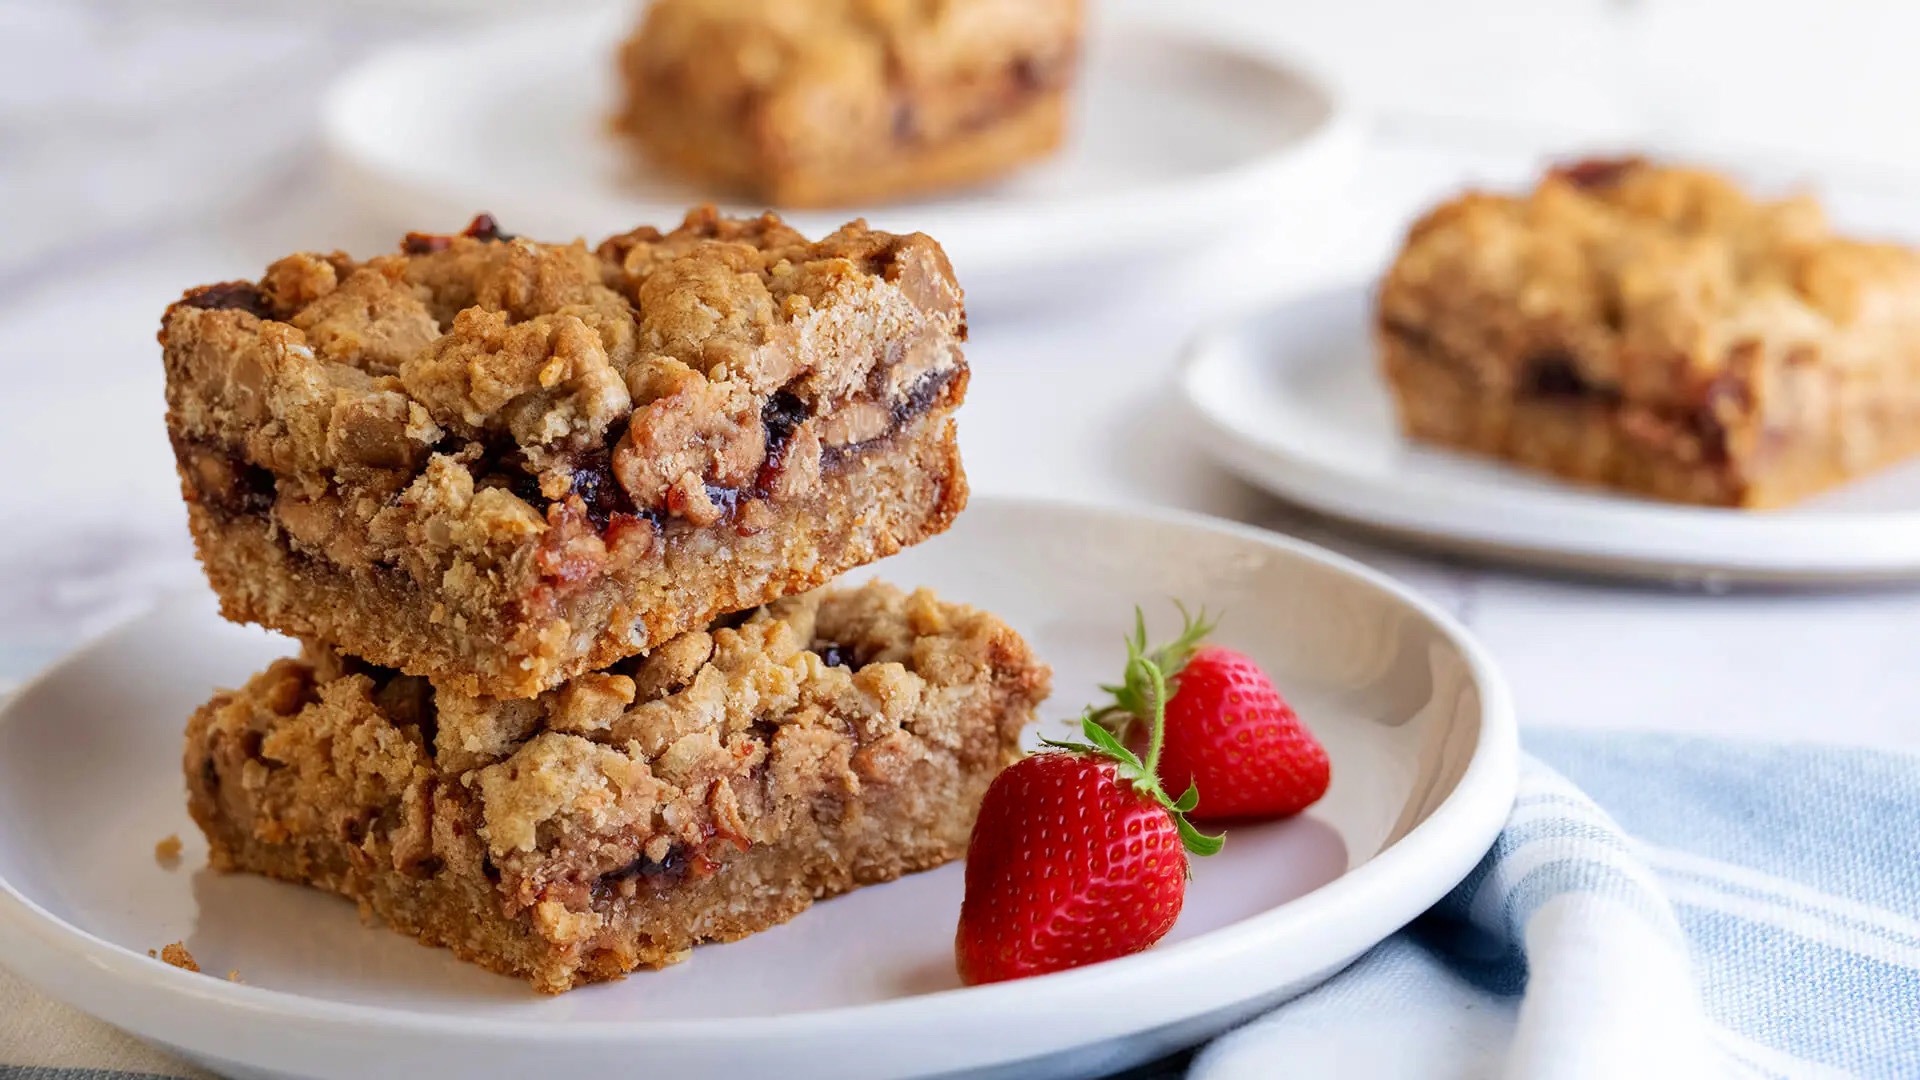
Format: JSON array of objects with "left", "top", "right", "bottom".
[
  {"left": 317, "top": 11, "right": 1365, "bottom": 282},
  {"left": 0, "top": 495, "right": 1515, "bottom": 1055},
  {"left": 1178, "top": 281, "right": 1920, "bottom": 583}
]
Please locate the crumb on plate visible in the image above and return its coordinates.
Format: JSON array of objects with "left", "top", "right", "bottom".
[
  {"left": 154, "top": 833, "right": 183, "bottom": 865},
  {"left": 149, "top": 941, "right": 200, "bottom": 972}
]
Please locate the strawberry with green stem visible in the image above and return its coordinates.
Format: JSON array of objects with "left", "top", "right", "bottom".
[
  {"left": 955, "top": 642, "right": 1222, "bottom": 985},
  {"left": 1096, "top": 605, "right": 1331, "bottom": 822}
]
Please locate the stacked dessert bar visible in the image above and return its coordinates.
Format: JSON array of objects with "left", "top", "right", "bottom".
[{"left": 161, "top": 209, "right": 1050, "bottom": 992}]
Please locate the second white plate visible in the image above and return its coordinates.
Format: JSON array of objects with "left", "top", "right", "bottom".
[
  {"left": 321, "top": 9, "right": 1360, "bottom": 310},
  {"left": 1179, "top": 284, "right": 1920, "bottom": 584}
]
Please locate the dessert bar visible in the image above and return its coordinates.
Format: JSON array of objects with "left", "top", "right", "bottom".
[
  {"left": 185, "top": 581, "right": 1050, "bottom": 993},
  {"left": 1377, "top": 157, "right": 1920, "bottom": 507},
  {"left": 164, "top": 209, "right": 969, "bottom": 697},
  {"left": 616, "top": 0, "right": 1084, "bottom": 206}
]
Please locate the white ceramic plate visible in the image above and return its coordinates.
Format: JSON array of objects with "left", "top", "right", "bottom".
[
  {"left": 321, "top": 9, "right": 1361, "bottom": 310},
  {"left": 1180, "top": 284, "right": 1920, "bottom": 585},
  {"left": 0, "top": 497, "right": 1513, "bottom": 1080}
]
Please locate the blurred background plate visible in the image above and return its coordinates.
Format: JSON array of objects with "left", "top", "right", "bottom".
[
  {"left": 321, "top": 7, "right": 1361, "bottom": 312},
  {"left": 1180, "top": 284, "right": 1920, "bottom": 585}
]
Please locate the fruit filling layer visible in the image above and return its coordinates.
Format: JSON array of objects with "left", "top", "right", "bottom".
[{"left": 1378, "top": 319, "right": 1738, "bottom": 467}]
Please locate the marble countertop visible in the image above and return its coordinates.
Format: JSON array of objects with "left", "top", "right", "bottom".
[{"left": 6, "top": 0, "right": 1920, "bottom": 750}]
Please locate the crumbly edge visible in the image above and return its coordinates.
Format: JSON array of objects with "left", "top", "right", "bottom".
[
  {"left": 184, "top": 580, "right": 1050, "bottom": 992},
  {"left": 615, "top": 0, "right": 1082, "bottom": 200},
  {"left": 183, "top": 404, "right": 965, "bottom": 698}
]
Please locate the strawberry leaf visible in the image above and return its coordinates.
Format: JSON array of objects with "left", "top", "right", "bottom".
[
  {"left": 1170, "top": 783, "right": 1200, "bottom": 814},
  {"left": 1175, "top": 813, "right": 1226, "bottom": 857},
  {"left": 1151, "top": 601, "right": 1218, "bottom": 679},
  {"left": 1091, "top": 603, "right": 1220, "bottom": 739},
  {"left": 1078, "top": 715, "right": 1140, "bottom": 767}
]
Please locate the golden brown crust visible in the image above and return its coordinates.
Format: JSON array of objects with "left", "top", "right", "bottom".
[
  {"left": 184, "top": 581, "right": 1050, "bottom": 993},
  {"left": 615, "top": 0, "right": 1083, "bottom": 206},
  {"left": 1377, "top": 158, "right": 1920, "bottom": 507},
  {"left": 162, "top": 210, "right": 970, "bottom": 696}
]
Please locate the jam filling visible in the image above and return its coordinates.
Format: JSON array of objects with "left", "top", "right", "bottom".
[
  {"left": 402, "top": 213, "right": 515, "bottom": 255},
  {"left": 1552, "top": 156, "right": 1644, "bottom": 191},
  {"left": 462, "top": 213, "right": 513, "bottom": 243},
  {"left": 760, "top": 389, "right": 809, "bottom": 464},
  {"left": 1520, "top": 351, "right": 1616, "bottom": 402},
  {"left": 183, "top": 321, "right": 956, "bottom": 550},
  {"left": 1390, "top": 323, "right": 1739, "bottom": 467},
  {"left": 180, "top": 281, "right": 275, "bottom": 320},
  {"left": 173, "top": 434, "right": 279, "bottom": 518},
  {"left": 591, "top": 846, "right": 689, "bottom": 902},
  {"left": 893, "top": 51, "right": 1072, "bottom": 143}
]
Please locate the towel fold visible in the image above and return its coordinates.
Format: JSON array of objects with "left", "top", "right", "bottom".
[{"left": 1192, "top": 731, "right": 1920, "bottom": 1080}]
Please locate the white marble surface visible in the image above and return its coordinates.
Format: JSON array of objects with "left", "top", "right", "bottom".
[{"left": 5, "top": 0, "right": 1920, "bottom": 752}]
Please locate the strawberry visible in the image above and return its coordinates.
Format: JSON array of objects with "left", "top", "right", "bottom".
[
  {"left": 955, "top": 646, "right": 1222, "bottom": 986},
  {"left": 1096, "top": 608, "right": 1330, "bottom": 822}
]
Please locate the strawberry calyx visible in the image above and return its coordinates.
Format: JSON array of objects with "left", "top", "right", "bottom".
[
  {"left": 1041, "top": 634, "right": 1225, "bottom": 859},
  {"left": 1090, "top": 603, "right": 1217, "bottom": 743}
]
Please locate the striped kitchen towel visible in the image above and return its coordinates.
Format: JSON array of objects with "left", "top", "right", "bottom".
[{"left": 1190, "top": 730, "right": 1920, "bottom": 1080}]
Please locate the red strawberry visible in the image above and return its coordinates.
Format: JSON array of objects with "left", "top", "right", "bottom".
[
  {"left": 1097, "top": 609, "right": 1330, "bottom": 822},
  {"left": 956, "top": 649, "right": 1222, "bottom": 986}
]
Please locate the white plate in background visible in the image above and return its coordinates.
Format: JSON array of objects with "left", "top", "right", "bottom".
[
  {"left": 0, "top": 496, "right": 1513, "bottom": 1080},
  {"left": 321, "top": 9, "right": 1361, "bottom": 311},
  {"left": 1179, "top": 284, "right": 1920, "bottom": 584}
]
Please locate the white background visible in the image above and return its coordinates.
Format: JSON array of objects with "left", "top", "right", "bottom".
[{"left": 4, "top": 0, "right": 1920, "bottom": 746}]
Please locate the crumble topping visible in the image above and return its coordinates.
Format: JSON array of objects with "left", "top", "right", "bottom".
[
  {"left": 400, "top": 308, "right": 633, "bottom": 455},
  {"left": 1381, "top": 158, "right": 1920, "bottom": 406},
  {"left": 163, "top": 208, "right": 966, "bottom": 609}
]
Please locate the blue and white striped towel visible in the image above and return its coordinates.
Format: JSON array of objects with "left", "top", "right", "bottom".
[
  {"left": 1191, "top": 730, "right": 1920, "bottom": 1080},
  {"left": 3, "top": 732, "right": 1917, "bottom": 1079}
]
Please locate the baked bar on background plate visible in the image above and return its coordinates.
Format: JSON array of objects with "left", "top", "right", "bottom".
[
  {"left": 185, "top": 581, "right": 1050, "bottom": 994},
  {"left": 162, "top": 209, "right": 969, "bottom": 698},
  {"left": 616, "top": 0, "right": 1084, "bottom": 207},
  {"left": 1377, "top": 157, "right": 1920, "bottom": 508}
]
